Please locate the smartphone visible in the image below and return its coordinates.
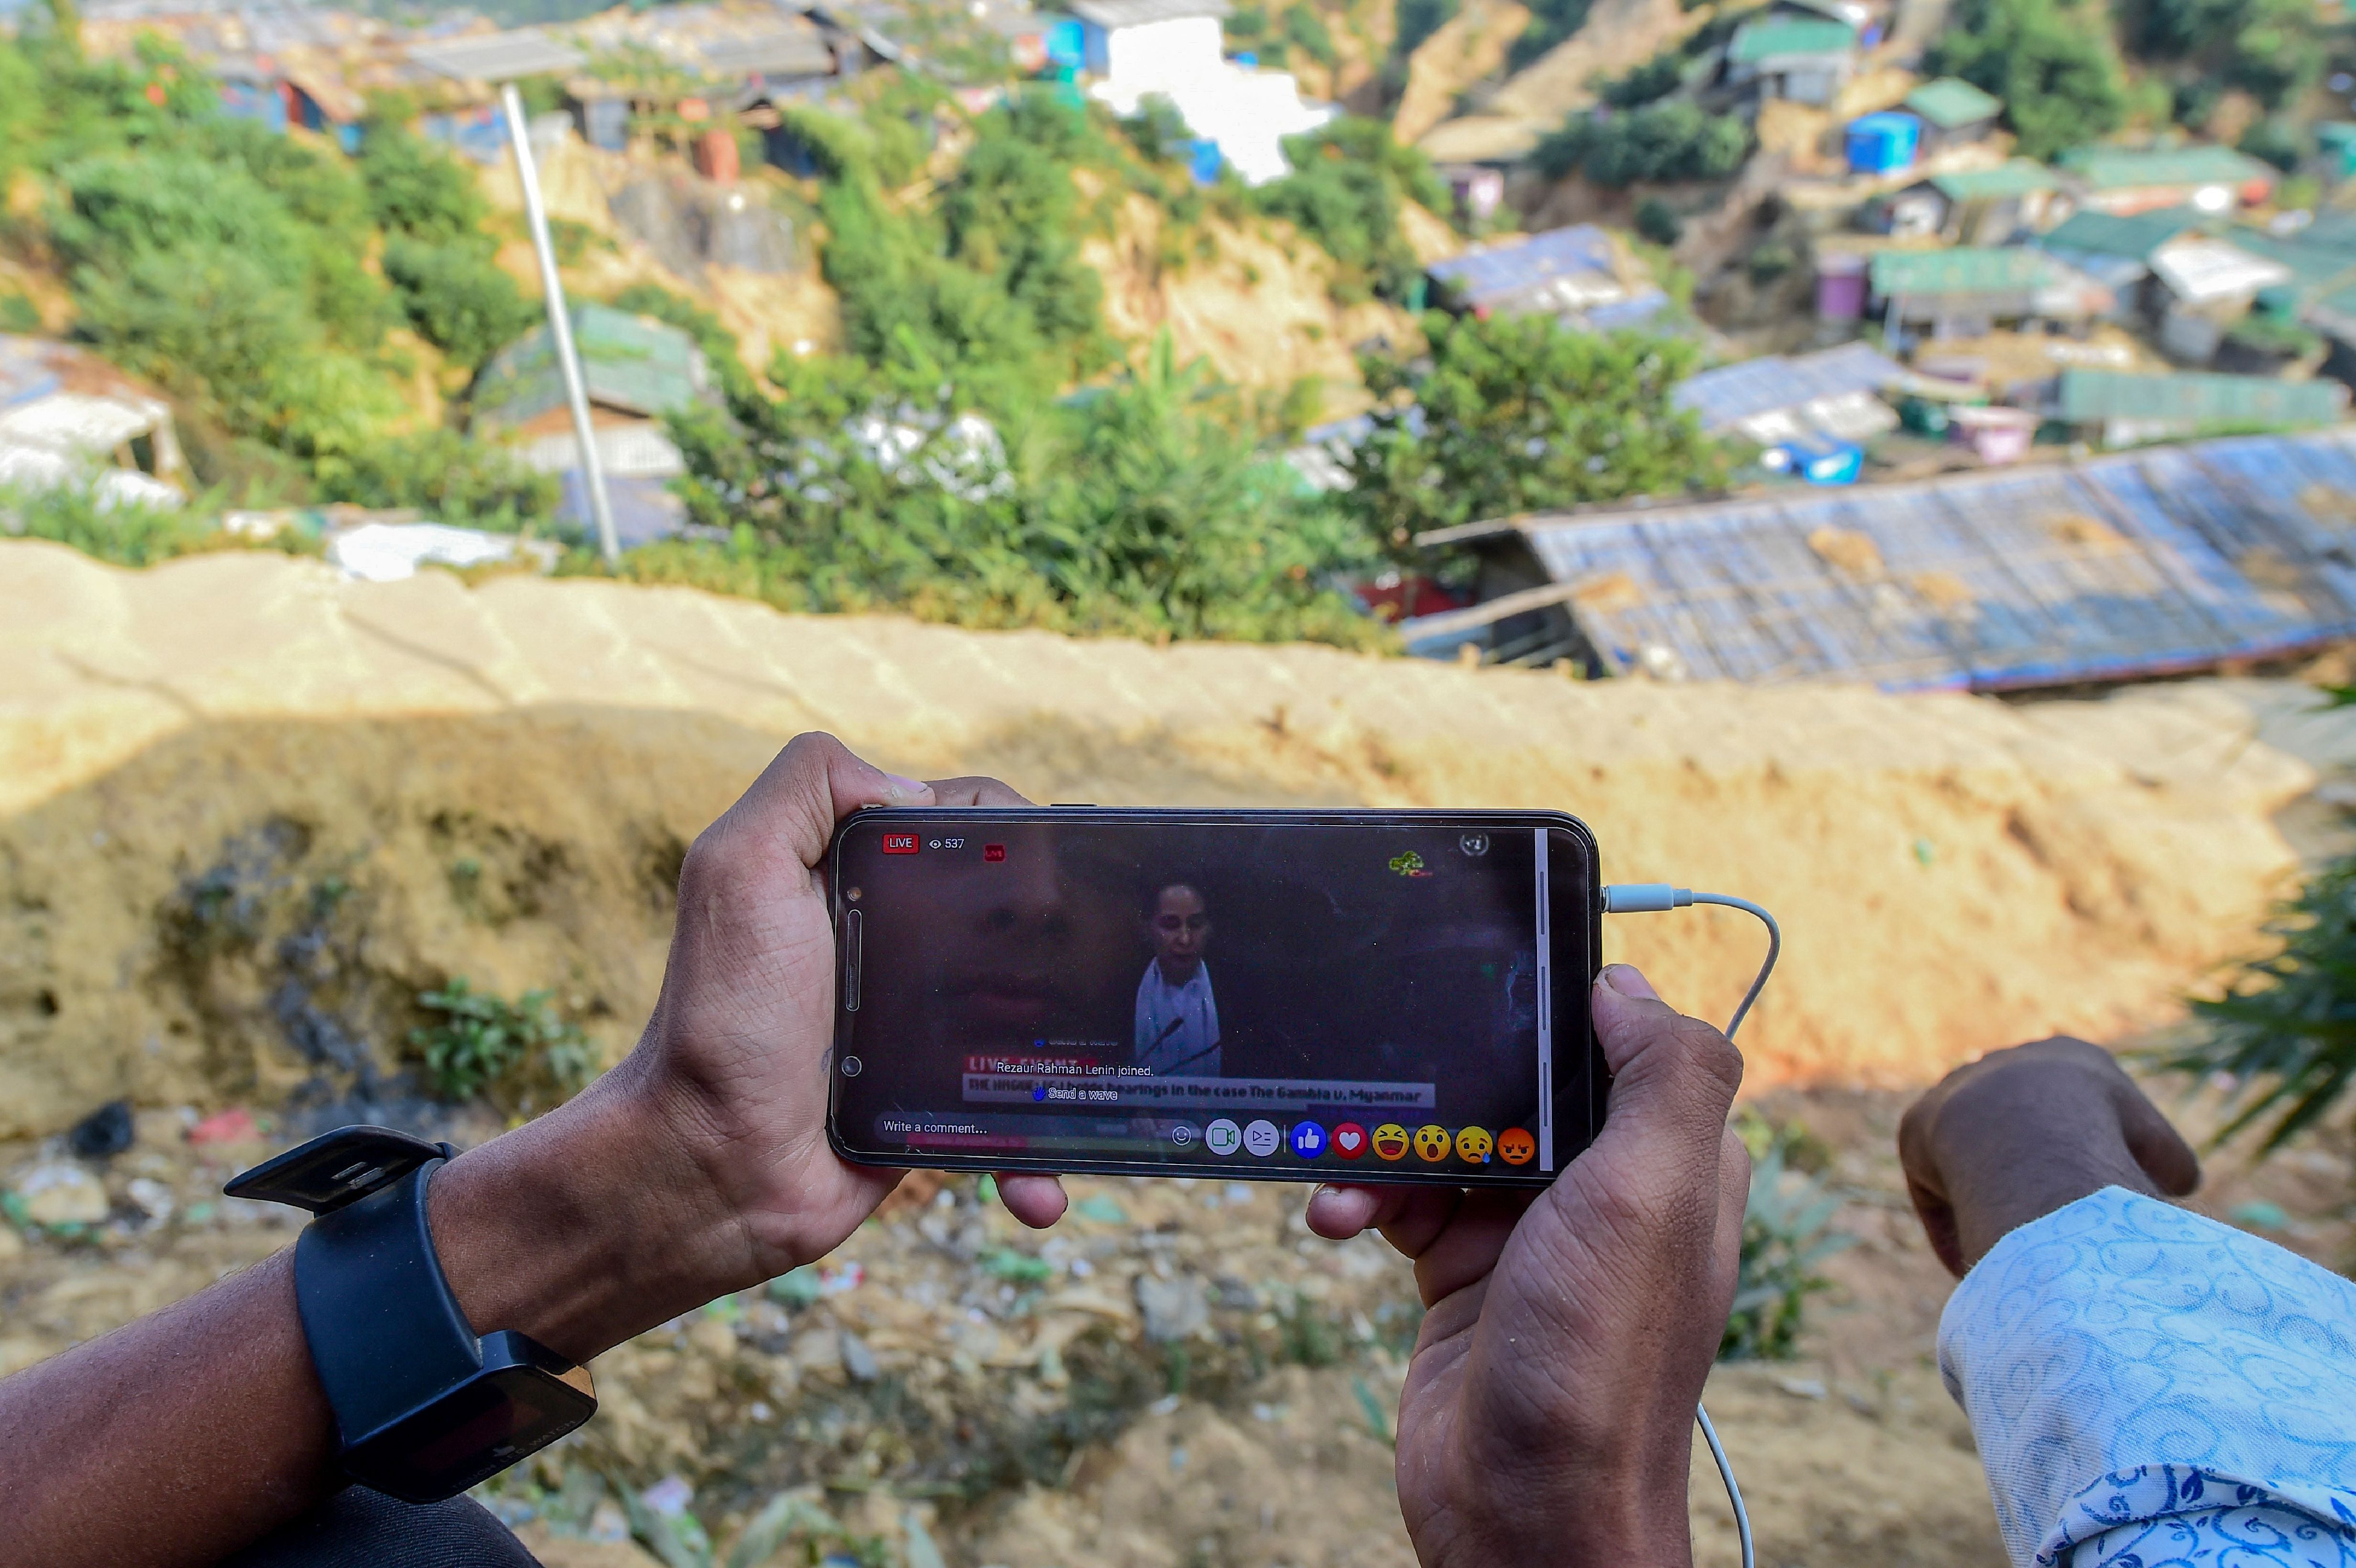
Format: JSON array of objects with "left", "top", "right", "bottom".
[{"left": 824, "top": 808, "right": 1603, "bottom": 1189}]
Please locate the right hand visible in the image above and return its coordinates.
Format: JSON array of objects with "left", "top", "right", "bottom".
[
  {"left": 1305, "top": 964, "right": 1750, "bottom": 1568},
  {"left": 1897, "top": 1036, "right": 2200, "bottom": 1277}
]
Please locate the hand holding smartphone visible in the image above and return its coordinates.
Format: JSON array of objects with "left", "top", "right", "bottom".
[{"left": 826, "top": 809, "right": 1604, "bottom": 1188}]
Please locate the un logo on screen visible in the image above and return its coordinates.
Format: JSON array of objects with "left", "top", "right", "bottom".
[{"left": 1460, "top": 833, "right": 1490, "bottom": 857}]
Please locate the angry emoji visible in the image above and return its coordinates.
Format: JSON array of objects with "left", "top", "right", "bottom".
[{"left": 1497, "top": 1127, "right": 1536, "bottom": 1165}]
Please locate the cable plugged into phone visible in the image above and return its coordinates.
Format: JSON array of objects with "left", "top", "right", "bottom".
[{"left": 1601, "top": 882, "right": 1780, "bottom": 1568}]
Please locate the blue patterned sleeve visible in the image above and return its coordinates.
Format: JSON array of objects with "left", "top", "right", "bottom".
[{"left": 1935, "top": 1186, "right": 2356, "bottom": 1568}]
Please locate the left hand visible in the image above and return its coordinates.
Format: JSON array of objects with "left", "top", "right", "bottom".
[{"left": 430, "top": 733, "right": 1068, "bottom": 1357}]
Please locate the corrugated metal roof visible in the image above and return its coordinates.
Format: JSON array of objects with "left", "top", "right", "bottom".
[
  {"left": 1904, "top": 76, "right": 2000, "bottom": 128},
  {"left": 2055, "top": 369, "right": 2345, "bottom": 427},
  {"left": 1728, "top": 15, "right": 1855, "bottom": 61},
  {"left": 2058, "top": 143, "right": 2273, "bottom": 192},
  {"left": 1069, "top": 0, "right": 1230, "bottom": 25},
  {"left": 2038, "top": 206, "right": 2204, "bottom": 261},
  {"left": 1869, "top": 246, "right": 2059, "bottom": 296},
  {"left": 472, "top": 305, "right": 710, "bottom": 430},
  {"left": 1673, "top": 342, "right": 1903, "bottom": 431},
  {"left": 1426, "top": 224, "right": 1621, "bottom": 311},
  {"left": 705, "top": 24, "right": 836, "bottom": 76},
  {"left": 1501, "top": 429, "right": 2356, "bottom": 689},
  {"left": 406, "top": 28, "right": 585, "bottom": 82},
  {"left": 1926, "top": 160, "right": 2055, "bottom": 201}
]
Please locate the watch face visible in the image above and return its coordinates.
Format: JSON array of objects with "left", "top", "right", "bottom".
[{"left": 345, "top": 1364, "right": 597, "bottom": 1503}]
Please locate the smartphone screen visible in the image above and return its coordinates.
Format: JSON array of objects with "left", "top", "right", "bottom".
[{"left": 826, "top": 809, "right": 1602, "bottom": 1188}]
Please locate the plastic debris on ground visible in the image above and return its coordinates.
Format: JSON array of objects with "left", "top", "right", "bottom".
[{"left": 325, "top": 523, "right": 561, "bottom": 584}]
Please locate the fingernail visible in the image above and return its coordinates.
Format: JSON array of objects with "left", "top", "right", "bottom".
[
  {"left": 883, "top": 773, "right": 928, "bottom": 799},
  {"left": 1599, "top": 964, "right": 1658, "bottom": 1000}
]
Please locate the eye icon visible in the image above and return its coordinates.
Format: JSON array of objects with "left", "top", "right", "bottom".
[{"left": 1460, "top": 833, "right": 1490, "bottom": 857}]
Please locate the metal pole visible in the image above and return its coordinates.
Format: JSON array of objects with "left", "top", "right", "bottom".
[{"left": 501, "top": 82, "right": 619, "bottom": 565}]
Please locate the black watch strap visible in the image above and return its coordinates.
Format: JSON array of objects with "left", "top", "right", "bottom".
[
  {"left": 229, "top": 1126, "right": 597, "bottom": 1502},
  {"left": 294, "top": 1158, "right": 482, "bottom": 1444}
]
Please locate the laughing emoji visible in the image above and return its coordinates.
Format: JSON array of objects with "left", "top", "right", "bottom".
[{"left": 1371, "top": 1123, "right": 1411, "bottom": 1161}]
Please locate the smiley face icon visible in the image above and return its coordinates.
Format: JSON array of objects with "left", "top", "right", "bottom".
[
  {"left": 1371, "top": 1123, "right": 1411, "bottom": 1161},
  {"left": 1497, "top": 1127, "right": 1536, "bottom": 1165},
  {"left": 1455, "top": 1125, "right": 1494, "bottom": 1164},
  {"left": 1412, "top": 1124, "right": 1452, "bottom": 1162}
]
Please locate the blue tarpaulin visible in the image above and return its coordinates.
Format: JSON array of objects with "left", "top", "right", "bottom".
[{"left": 1502, "top": 429, "right": 2356, "bottom": 690}]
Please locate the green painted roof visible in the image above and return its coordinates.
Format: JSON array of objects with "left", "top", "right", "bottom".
[
  {"left": 1927, "top": 160, "right": 2057, "bottom": 201},
  {"left": 2055, "top": 368, "right": 2343, "bottom": 427},
  {"left": 2223, "top": 225, "right": 2356, "bottom": 295},
  {"left": 1728, "top": 16, "right": 1856, "bottom": 62},
  {"left": 1869, "top": 246, "right": 2059, "bottom": 296},
  {"left": 473, "top": 304, "right": 709, "bottom": 430},
  {"left": 1905, "top": 76, "right": 2001, "bottom": 129},
  {"left": 2040, "top": 206, "right": 2207, "bottom": 261},
  {"left": 2056, "top": 144, "right": 2275, "bottom": 192}
]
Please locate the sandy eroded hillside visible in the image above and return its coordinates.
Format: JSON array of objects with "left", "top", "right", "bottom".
[{"left": 0, "top": 539, "right": 2321, "bottom": 1137}]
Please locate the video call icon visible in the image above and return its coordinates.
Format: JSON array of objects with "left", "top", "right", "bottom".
[
  {"left": 1205, "top": 1118, "right": 1242, "bottom": 1155},
  {"left": 1243, "top": 1120, "right": 1281, "bottom": 1157}
]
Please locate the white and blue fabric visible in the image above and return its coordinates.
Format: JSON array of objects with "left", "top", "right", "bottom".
[{"left": 1938, "top": 1186, "right": 2356, "bottom": 1568}]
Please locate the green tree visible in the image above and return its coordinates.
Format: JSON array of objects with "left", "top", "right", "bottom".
[
  {"left": 648, "top": 336, "right": 1380, "bottom": 644},
  {"left": 1255, "top": 118, "right": 1452, "bottom": 302},
  {"left": 1534, "top": 100, "right": 1752, "bottom": 186},
  {"left": 1341, "top": 312, "right": 1725, "bottom": 563},
  {"left": 1929, "top": 0, "right": 2126, "bottom": 159},
  {"left": 382, "top": 237, "right": 538, "bottom": 370}
]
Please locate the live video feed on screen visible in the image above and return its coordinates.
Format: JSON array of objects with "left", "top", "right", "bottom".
[{"left": 834, "top": 821, "right": 1584, "bottom": 1176}]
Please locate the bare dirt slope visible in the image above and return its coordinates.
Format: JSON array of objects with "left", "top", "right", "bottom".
[
  {"left": 1417, "top": 0, "right": 1706, "bottom": 162},
  {"left": 1081, "top": 193, "right": 1427, "bottom": 411},
  {"left": 1390, "top": 0, "right": 1532, "bottom": 146},
  {"left": 0, "top": 541, "right": 2316, "bottom": 1139}
]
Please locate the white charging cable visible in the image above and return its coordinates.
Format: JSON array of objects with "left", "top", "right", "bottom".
[{"left": 1601, "top": 882, "right": 1779, "bottom": 1568}]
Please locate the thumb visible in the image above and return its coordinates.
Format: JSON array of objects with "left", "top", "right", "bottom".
[{"left": 1591, "top": 964, "right": 1745, "bottom": 1143}]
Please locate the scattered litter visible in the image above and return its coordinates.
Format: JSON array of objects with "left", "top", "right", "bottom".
[
  {"left": 818, "top": 1261, "right": 865, "bottom": 1296},
  {"left": 1136, "top": 1274, "right": 1210, "bottom": 1343},
  {"left": 1076, "top": 1194, "right": 1129, "bottom": 1225},
  {"left": 67, "top": 1100, "right": 134, "bottom": 1160},
  {"left": 2230, "top": 1200, "right": 2290, "bottom": 1231},
  {"left": 325, "top": 523, "right": 558, "bottom": 584},
  {"left": 904, "top": 1509, "right": 948, "bottom": 1568},
  {"left": 13, "top": 1162, "right": 107, "bottom": 1227},
  {"left": 769, "top": 1264, "right": 822, "bottom": 1309},
  {"left": 982, "top": 1246, "right": 1055, "bottom": 1284},
  {"left": 1352, "top": 1375, "right": 1395, "bottom": 1444},
  {"left": 1169, "top": 1445, "right": 1189, "bottom": 1473},
  {"left": 1778, "top": 1376, "right": 1830, "bottom": 1400},
  {"left": 1150, "top": 1394, "right": 1182, "bottom": 1416},
  {"left": 976, "top": 1174, "right": 998, "bottom": 1206},
  {"left": 186, "top": 1108, "right": 260, "bottom": 1146},
  {"left": 839, "top": 1330, "right": 880, "bottom": 1382},
  {"left": 126, "top": 1177, "right": 174, "bottom": 1224},
  {"left": 639, "top": 1476, "right": 694, "bottom": 1517}
]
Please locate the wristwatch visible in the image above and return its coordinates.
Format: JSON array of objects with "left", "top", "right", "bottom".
[{"left": 227, "top": 1126, "right": 598, "bottom": 1503}]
